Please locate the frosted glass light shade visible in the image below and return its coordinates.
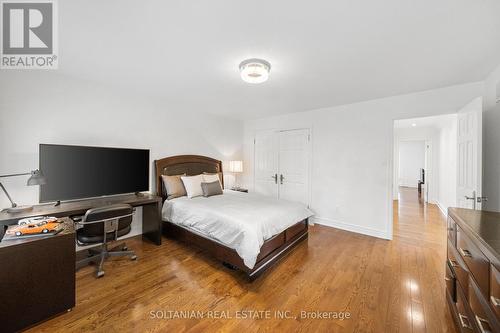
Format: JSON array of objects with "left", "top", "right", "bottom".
[
  {"left": 228, "top": 161, "right": 243, "bottom": 173},
  {"left": 239, "top": 59, "right": 271, "bottom": 84}
]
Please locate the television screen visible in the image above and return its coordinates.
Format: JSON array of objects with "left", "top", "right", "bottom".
[{"left": 39, "top": 144, "right": 149, "bottom": 203}]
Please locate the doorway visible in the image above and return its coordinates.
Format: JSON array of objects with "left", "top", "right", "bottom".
[
  {"left": 393, "top": 113, "right": 459, "bottom": 227},
  {"left": 391, "top": 97, "right": 484, "bottom": 241}
]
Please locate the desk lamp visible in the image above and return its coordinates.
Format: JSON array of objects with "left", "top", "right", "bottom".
[{"left": 0, "top": 170, "right": 46, "bottom": 213}]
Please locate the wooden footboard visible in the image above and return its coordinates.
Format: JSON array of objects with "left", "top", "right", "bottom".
[{"left": 162, "top": 219, "right": 309, "bottom": 279}]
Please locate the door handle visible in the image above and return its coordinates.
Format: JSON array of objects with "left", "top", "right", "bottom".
[
  {"left": 477, "top": 196, "right": 488, "bottom": 203},
  {"left": 280, "top": 174, "right": 284, "bottom": 185},
  {"left": 272, "top": 174, "right": 278, "bottom": 184},
  {"left": 464, "top": 191, "right": 477, "bottom": 210}
]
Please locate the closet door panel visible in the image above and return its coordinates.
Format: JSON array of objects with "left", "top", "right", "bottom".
[
  {"left": 254, "top": 131, "right": 279, "bottom": 198},
  {"left": 278, "top": 129, "right": 310, "bottom": 206}
]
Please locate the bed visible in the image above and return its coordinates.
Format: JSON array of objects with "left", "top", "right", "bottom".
[{"left": 155, "top": 155, "right": 312, "bottom": 279}]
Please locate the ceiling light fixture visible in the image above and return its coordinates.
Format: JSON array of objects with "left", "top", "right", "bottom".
[
  {"left": 239, "top": 58, "right": 271, "bottom": 84},
  {"left": 412, "top": 123, "right": 417, "bottom": 127}
]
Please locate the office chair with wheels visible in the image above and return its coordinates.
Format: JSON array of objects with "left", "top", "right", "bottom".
[{"left": 75, "top": 204, "right": 137, "bottom": 278}]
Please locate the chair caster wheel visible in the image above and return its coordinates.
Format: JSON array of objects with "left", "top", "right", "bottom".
[
  {"left": 131, "top": 255, "right": 137, "bottom": 260},
  {"left": 122, "top": 246, "right": 128, "bottom": 251},
  {"left": 96, "top": 271, "right": 105, "bottom": 278}
]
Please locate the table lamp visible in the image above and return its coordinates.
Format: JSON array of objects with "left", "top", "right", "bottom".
[
  {"left": 0, "top": 170, "right": 46, "bottom": 213},
  {"left": 228, "top": 161, "right": 243, "bottom": 189}
]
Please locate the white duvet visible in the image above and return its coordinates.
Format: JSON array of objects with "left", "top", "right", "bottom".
[{"left": 162, "top": 190, "right": 313, "bottom": 269}]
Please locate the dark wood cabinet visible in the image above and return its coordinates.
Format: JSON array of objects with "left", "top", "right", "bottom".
[
  {"left": 446, "top": 208, "right": 500, "bottom": 333},
  {"left": 0, "top": 218, "right": 75, "bottom": 332}
]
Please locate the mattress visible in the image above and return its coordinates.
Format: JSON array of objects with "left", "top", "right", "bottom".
[{"left": 162, "top": 190, "right": 313, "bottom": 269}]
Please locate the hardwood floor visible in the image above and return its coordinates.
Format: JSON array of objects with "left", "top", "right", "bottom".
[{"left": 29, "top": 188, "right": 456, "bottom": 332}]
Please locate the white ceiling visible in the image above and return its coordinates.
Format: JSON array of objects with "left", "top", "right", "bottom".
[{"left": 54, "top": 0, "right": 500, "bottom": 119}]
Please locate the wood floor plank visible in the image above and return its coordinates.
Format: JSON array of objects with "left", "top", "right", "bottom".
[{"left": 28, "top": 187, "right": 456, "bottom": 332}]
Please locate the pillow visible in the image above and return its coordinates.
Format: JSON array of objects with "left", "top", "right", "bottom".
[
  {"left": 181, "top": 174, "right": 204, "bottom": 198},
  {"left": 201, "top": 181, "right": 223, "bottom": 197},
  {"left": 161, "top": 174, "right": 186, "bottom": 200},
  {"left": 203, "top": 172, "right": 223, "bottom": 187}
]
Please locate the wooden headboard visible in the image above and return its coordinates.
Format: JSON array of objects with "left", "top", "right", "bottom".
[{"left": 154, "top": 155, "right": 223, "bottom": 200}]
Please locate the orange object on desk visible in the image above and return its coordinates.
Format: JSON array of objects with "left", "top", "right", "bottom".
[{"left": 14, "top": 221, "right": 61, "bottom": 236}]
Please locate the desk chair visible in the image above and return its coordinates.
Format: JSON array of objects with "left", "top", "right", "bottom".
[{"left": 75, "top": 204, "right": 137, "bottom": 278}]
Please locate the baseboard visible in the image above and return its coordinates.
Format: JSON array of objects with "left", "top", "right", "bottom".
[
  {"left": 311, "top": 216, "right": 391, "bottom": 240},
  {"left": 436, "top": 201, "right": 448, "bottom": 217}
]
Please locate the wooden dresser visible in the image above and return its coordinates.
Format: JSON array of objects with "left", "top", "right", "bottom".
[{"left": 447, "top": 208, "right": 500, "bottom": 333}]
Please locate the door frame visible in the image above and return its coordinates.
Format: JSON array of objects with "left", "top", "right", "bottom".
[
  {"left": 390, "top": 109, "right": 469, "bottom": 240},
  {"left": 253, "top": 126, "right": 313, "bottom": 208}
]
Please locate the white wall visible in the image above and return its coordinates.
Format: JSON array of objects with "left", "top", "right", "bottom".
[
  {"left": 398, "top": 141, "right": 425, "bottom": 188},
  {"left": 243, "top": 82, "right": 484, "bottom": 240},
  {"left": 393, "top": 126, "right": 439, "bottom": 203},
  {"left": 483, "top": 64, "right": 500, "bottom": 211},
  {"left": 0, "top": 72, "right": 244, "bottom": 237}
]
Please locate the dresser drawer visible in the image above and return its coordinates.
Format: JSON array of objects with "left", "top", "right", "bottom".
[
  {"left": 446, "top": 261, "right": 457, "bottom": 302},
  {"left": 457, "top": 225, "right": 490, "bottom": 296},
  {"left": 469, "top": 277, "right": 500, "bottom": 333},
  {"left": 490, "top": 265, "right": 500, "bottom": 319},
  {"left": 456, "top": 284, "right": 477, "bottom": 332},
  {"left": 448, "top": 217, "right": 457, "bottom": 246},
  {"left": 449, "top": 239, "right": 470, "bottom": 298}
]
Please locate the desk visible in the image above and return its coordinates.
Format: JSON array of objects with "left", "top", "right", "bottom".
[
  {"left": 0, "top": 193, "right": 163, "bottom": 245},
  {"left": 0, "top": 218, "right": 75, "bottom": 332}
]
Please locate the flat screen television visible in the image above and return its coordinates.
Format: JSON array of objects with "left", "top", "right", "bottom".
[{"left": 39, "top": 144, "right": 149, "bottom": 203}]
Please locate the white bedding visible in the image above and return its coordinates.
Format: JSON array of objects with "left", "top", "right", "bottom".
[{"left": 162, "top": 190, "right": 313, "bottom": 269}]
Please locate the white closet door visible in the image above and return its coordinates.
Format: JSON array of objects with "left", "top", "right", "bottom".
[
  {"left": 278, "top": 129, "right": 310, "bottom": 205},
  {"left": 254, "top": 130, "right": 279, "bottom": 198},
  {"left": 457, "top": 97, "right": 483, "bottom": 209}
]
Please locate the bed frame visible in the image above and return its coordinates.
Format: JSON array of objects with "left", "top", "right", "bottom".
[{"left": 155, "top": 155, "right": 308, "bottom": 279}]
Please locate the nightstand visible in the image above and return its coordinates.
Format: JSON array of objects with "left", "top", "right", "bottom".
[{"left": 230, "top": 187, "right": 248, "bottom": 193}]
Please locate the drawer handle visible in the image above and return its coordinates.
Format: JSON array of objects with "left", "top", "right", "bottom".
[
  {"left": 475, "top": 315, "right": 492, "bottom": 333},
  {"left": 491, "top": 295, "right": 500, "bottom": 307},
  {"left": 459, "top": 248, "right": 472, "bottom": 258},
  {"left": 458, "top": 313, "right": 473, "bottom": 330},
  {"left": 448, "top": 259, "right": 459, "bottom": 268}
]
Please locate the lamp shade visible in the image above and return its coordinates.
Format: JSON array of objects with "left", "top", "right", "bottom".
[
  {"left": 228, "top": 161, "right": 243, "bottom": 173},
  {"left": 27, "top": 170, "right": 46, "bottom": 186}
]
